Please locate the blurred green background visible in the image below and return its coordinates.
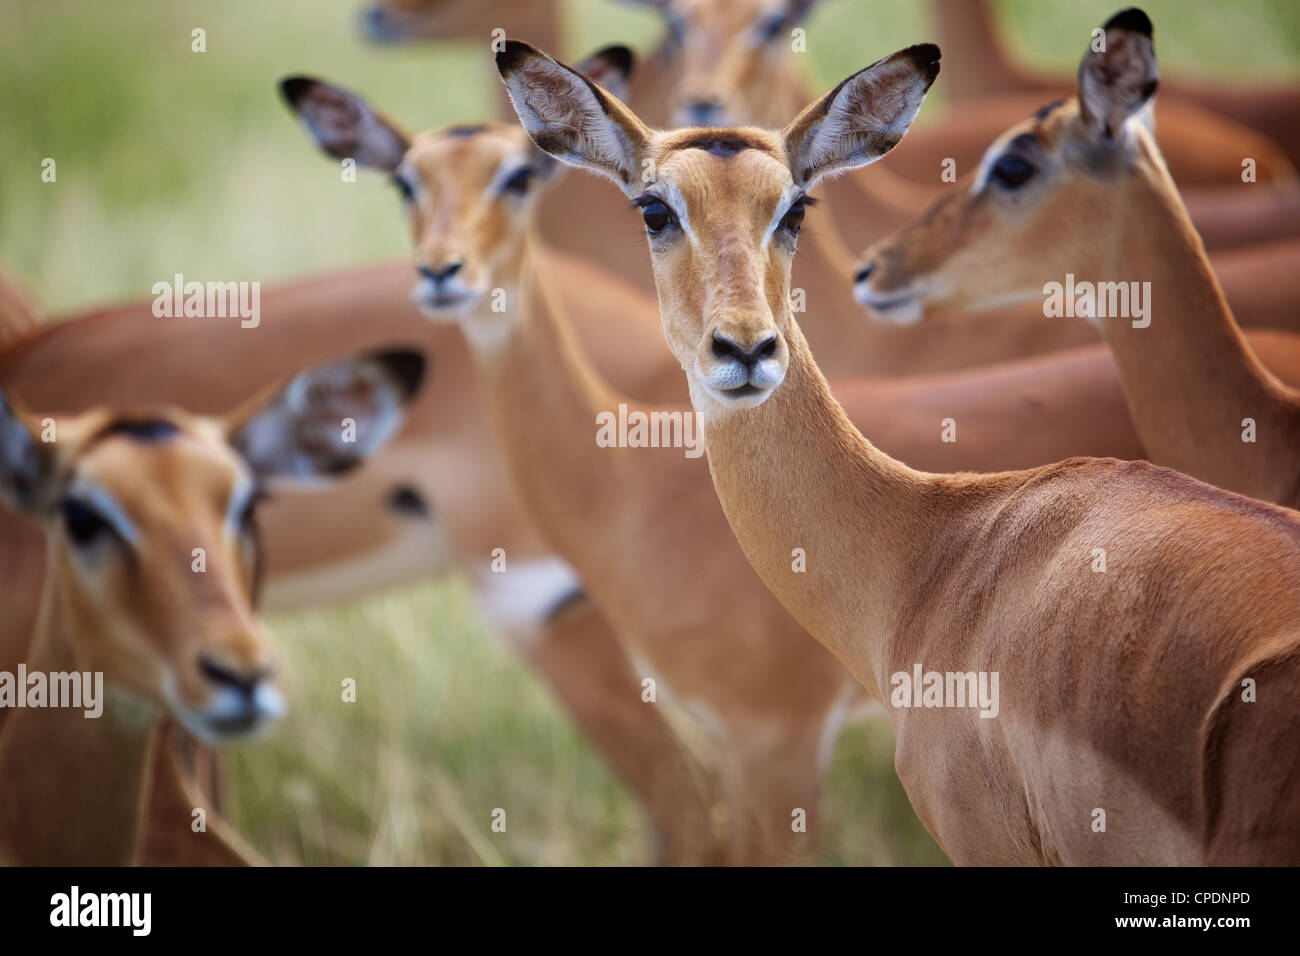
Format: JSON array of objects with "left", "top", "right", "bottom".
[{"left": 0, "top": 0, "right": 1296, "bottom": 865}]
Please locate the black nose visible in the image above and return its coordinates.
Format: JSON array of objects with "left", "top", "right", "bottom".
[
  {"left": 684, "top": 99, "right": 724, "bottom": 124},
  {"left": 712, "top": 332, "right": 778, "bottom": 368},
  {"left": 360, "top": 6, "right": 394, "bottom": 39},
  {"left": 199, "top": 656, "right": 268, "bottom": 696},
  {"left": 854, "top": 262, "right": 875, "bottom": 284},
  {"left": 419, "top": 261, "right": 463, "bottom": 283}
]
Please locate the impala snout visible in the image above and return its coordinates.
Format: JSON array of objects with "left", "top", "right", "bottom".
[
  {"left": 359, "top": 6, "right": 403, "bottom": 42},
  {"left": 359, "top": 3, "right": 439, "bottom": 43},
  {"left": 678, "top": 97, "right": 729, "bottom": 127},
  {"left": 852, "top": 247, "right": 927, "bottom": 326},
  {"left": 700, "top": 318, "right": 787, "bottom": 406},
  {"left": 182, "top": 645, "right": 285, "bottom": 742},
  {"left": 411, "top": 253, "right": 483, "bottom": 317}
]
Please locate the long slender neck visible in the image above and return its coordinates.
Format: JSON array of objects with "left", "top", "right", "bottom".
[
  {"left": 697, "top": 319, "right": 932, "bottom": 699},
  {"left": 930, "top": 0, "right": 1036, "bottom": 98},
  {"left": 1096, "top": 140, "right": 1299, "bottom": 501},
  {"left": 0, "top": 568, "right": 158, "bottom": 865},
  {"left": 463, "top": 234, "right": 642, "bottom": 554}
]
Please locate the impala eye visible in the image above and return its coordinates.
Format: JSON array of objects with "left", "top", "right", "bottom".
[
  {"left": 502, "top": 167, "right": 534, "bottom": 196},
  {"left": 990, "top": 153, "right": 1035, "bottom": 190},
  {"left": 60, "top": 499, "right": 112, "bottom": 548},
  {"left": 237, "top": 494, "right": 261, "bottom": 535},
  {"left": 639, "top": 200, "right": 676, "bottom": 235},
  {"left": 780, "top": 199, "right": 807, "bottom": 235},
  {"left": 756, "top": 13, "right": 788, "bottom": 43}
]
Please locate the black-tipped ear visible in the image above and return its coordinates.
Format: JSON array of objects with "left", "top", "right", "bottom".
[
  {"left": 1104, "top": 7, "right": 1153, "bottom": 37},
  {"left": 495, "top": 39, "right": 539, "bottom": 79},
  {"left": 782, "top": 44, "right": 940, "bottom": 187},
  {"left": 496, "top": 39, "right": 652, "bottom": 194},
  {"left": 370, "top": 348, "right": 426, "bottom": 402},
  {"left": 575, "top": 45, "right": 636, "bottom": 102},
  {"left": 278, "top": 74, "right": 411, "bottom": 172},
  {"left": 1077, "top": 8, "right": 1159, "bottom": 141},
  {"left": 228, "top": 347, "right": 425, "bottom": 485}
]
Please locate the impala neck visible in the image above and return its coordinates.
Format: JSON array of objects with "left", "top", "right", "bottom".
[
  {"left": 696, "top": 319, "right": 932, "bottom": 700},
  {"left": 0, "top": 567, "right": 159, "bottom": 865},
  {"left": 1095, "top": 138, "right": 1295, "bottom": 498},
  {"left": 930, "top": 0, "right": 1031, "bottom": 97},
  {"left": 461, "top": 233, "right": 637, "bottom": 550}
]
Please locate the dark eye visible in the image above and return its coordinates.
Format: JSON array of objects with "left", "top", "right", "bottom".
[
  {"left": 990, "top": 153, "right": 1035, "bottom": 190},
  {"left": 60, "top": 499, "right": 111, "bottom": 548},
  {"left": 780, "top": 199, "right": 807, "bottom": 235},
  {"left": 502, "top": 167, "right": 534, "bottom": 196},
  {"left": 640, "top": 200, "right": 676, "bottom": 235},
  {"left": 756, "top": 13, "right": 788, "bottom": 43},
  {"left": 391, "top": 175, "right": 415, "bottom": 202},
  {"left": 237, "top": 499, "right": 258, "bottom": 535}
]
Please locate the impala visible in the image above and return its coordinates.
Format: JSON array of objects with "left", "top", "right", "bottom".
[
  {"left": 854, "top": 11, "right": 1300, "bottom": 507},
  {"left": 498, "top": 15, "right": 1300, "bottom": 864},
  {"left": 931, "top": 0, "right": 1300, "bottom": 166},
  {"left": 0, "top": 349, "right": 422, "bottom": 865},
  {"left": 0, "top": 52, "right": 720, "bottom": 866},
  {"left": 617, "top": 0, "right": 1297, "bottom": 190},
  {"left": 285, "top": 56, "right": 1217, "bottom": 864},
  {"left": 358, "top": 0, "right": 1300, "bottom": 374},
  {"left": 283, "top": 55, "right": 1300, "bottom": 864}
]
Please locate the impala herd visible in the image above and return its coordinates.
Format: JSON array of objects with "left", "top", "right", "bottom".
[{"left": 1, "top": 1, "right": 1297, "bottom": 866}]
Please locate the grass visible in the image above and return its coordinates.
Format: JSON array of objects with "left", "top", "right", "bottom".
[{"left": 0, "top": 0, "right": 1295, "bottom": 865}]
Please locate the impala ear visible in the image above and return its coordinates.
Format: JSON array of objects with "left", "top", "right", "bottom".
[
  {"left": 782, "top": 44, "right": 940, "bottom": 187},
  {"left": 227, "top": 348, "right": 425, "bottom": 485},
  {"left": 497, "top": 40, "right": 652, "bottom": 195},
  {"left": 279, "top": 75, "right": 411, "bottom": 172},
  {"left": 574, "top": 44, "right": 636, "bottom": 103},
  {"left": 1077, "top": 8, "right": 1159, "bottom": 142},
  {"left": 0, "top": 390, "right": 54, "bottom": 515}
]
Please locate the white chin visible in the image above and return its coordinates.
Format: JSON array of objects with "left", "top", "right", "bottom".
[
  {"left": 415, "top": 298, "right": 478, "bottom": 321},
  {"left": 707, "top": 384, "right": 775, "bottom": 410},
  {"left": 855, "top": 291, "right": 925, "bottom": 327}
]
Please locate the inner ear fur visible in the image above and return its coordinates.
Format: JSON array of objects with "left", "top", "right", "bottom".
[{"left": 496, "top": 40, "right": 652, "bottom": 193}]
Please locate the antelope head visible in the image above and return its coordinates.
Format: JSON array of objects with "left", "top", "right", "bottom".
[
  {"left": 281, "top": 47, "right": 634, "bottom": 340},
  {"left": 625, "top": 0, "right": 827, "bottom": 126},
  {"left": 852, "top": 7, "right": 1162, "bottom": 324},
  {"left": 359, "top": 0, "right": 483, "bottom": 43},
  {"left": 0, "top": 349, "right": 423, "bottom": 742},
  {"left": 497, "top": 38, "right": 938, "bottom": 416}
]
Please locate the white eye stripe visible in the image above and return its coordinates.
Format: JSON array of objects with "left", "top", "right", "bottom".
[
  {"left": 393, "top": 164, "right": 424, "bottom": 205},
  {"left": 224, "top": 474, "right": 256, "bottom": 543},
  {"left": 64, "top": 478, "right": 140, "bottom": 547},
  {"left": 762, "top": 184, "right": 805, "bottom": 245},
  {"left": 486, "top": 153, "right": 537, "bottom": 198},
  {"left": 651, "top": 181, "right": 696, "bottom": 246}
]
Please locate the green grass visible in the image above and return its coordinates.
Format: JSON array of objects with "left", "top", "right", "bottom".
[{"left": 0, "top": 0, "right": 1295, "bottom": 866}]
